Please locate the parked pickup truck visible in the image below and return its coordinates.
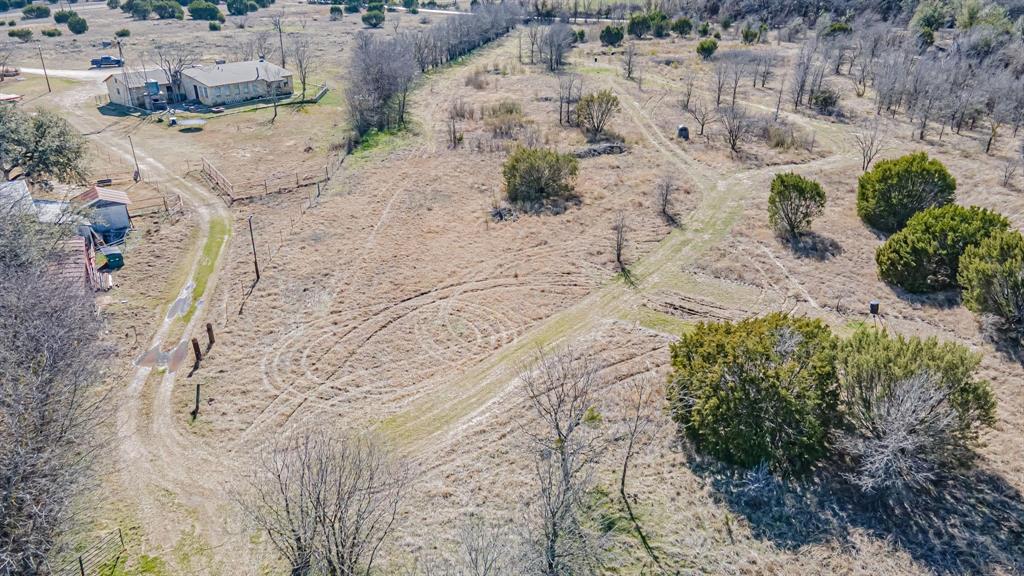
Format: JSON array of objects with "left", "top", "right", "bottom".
[{"left": 90, "top": 56, "right": 124, "bottom": 68}]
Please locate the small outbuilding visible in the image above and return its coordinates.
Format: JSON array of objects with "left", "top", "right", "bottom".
[{"left": 73, "top": 185, "right": 133, "bottom": 244}]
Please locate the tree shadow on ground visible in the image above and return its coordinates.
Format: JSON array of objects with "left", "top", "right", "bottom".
[
  {"left": 687, "top": 452, "right": 1024, "bottom": 575},
  {"left": 884, "top": 284, "right": 962, "bottom": 310},
  {"left": 97, "top": 103, "right": 137, "bottom": 118},
  {"left": 783, "top": 232, "right": 843, "bottom": 261},
  {"left": 978, "top": 320, "right": 1024, "bottom": 366}
]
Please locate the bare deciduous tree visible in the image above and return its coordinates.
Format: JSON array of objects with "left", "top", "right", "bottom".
[
  {"left": 290, "top": 36, "right": 317, "bottom": 102},
  {"left": 238, "top": 428, "right": 409, "bottom": 576},
  {"left": 757, "top": 50, "right": 776, "bottom": 87},
  {"left": 539, "top": 22, "right": 575, "bottom": 71},
  {"left": 687, "top": 96, "right": 716, "bottom": 140},
  {"left": 790, "top": 42, "right": 814, "bottom": 109},
  {"left": 680, "top": 68, "right": 695, "bottom": 110},
  {"left": 618, "top": 377, "right": 661, "bottom": 570},
  {"left": 0, "top": 207, "right": 110, "bottom": 575},
  {"left": 557, "top": 74, "right": 582, "bottom": 126},
  {"left": 622, "top": 41, "right": 638, "bottom": 81},
  {"left": 154, "top": 42, "right": 198, "bottom": 104},
  {"left": 272, "top": 12, "right": 287, "bottom": 67},
  {"left": 526, "top": 23, "right": 541, "bottom": 64},
  {"left": 839, "top": 372, "right": 967, "bottom": 497},
  {"left": 720, "top": 105, "right": 754, "bottom": 153},
  {"left": 655, "top": 174, "right": 677, "bottom": 226},
  {"left": 853, "top": 119, "right": 886, "bottom": 171},
  {"left": 613, "top": 211, "right": 628, "bottom": 278},
  {"left": 519, "top": 348, "right": 604, "bottom": 576},
  {"left": 711, "top": 59, "right": 729, "bottom": 107}
]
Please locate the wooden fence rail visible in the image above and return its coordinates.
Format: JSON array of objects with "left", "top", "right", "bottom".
[{"left": 200, "top": 143, "right": 350, "bottom": 205}]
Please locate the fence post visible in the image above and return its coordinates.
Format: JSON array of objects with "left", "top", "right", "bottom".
[
  {"left": 192, "top": 337, "right": 202, "bottom": 366},
  {"left": 191, "top": 382, "right": 201, "bottom": 419},
  {"left": 118, "top": 528, "right": 125, "bottom": 549},
  {"left": 79, "top": 556, "right": 85, "bottom": 576},
  {"left": 206, "top": 323, "right": 215, "bottom": 348}
]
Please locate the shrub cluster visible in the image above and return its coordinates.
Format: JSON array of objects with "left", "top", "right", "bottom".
[
  {"left": 670, "top": 16, "right": 691, "bottom": 36},
  {"left": 187, "top": 0, "right": 222, "bottom": 21},
  {"left": 502, "top": 146, "right": 578, "bottom": 206},
  {"left": 483, "top": 99, "right": 524, "bottom": 138},
  {"left": 153, "top": 0, "right": 183, "bottom": 19},
  {"left": 668, "top": 317, "right": 997, "bottom": 495},
  {"left": 361, "top": 8, "right": 382, "bottom": 27},
  {"left": 836, "top": 328, "right": 995, "bottom": 495},
  {"left": 696, "top": 38, "right": 717, "bottom": 60},
  {"left": 22, "top": 3, "right": 49, "bottom": 18},
  {"left": 53, "top": 8, "right": 75, "bottom": 22},
  {"left": 7, "top": 26, "right": 30, "bottom": 40}
]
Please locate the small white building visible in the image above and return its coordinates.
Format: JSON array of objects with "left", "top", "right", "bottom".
[
  {"left": 180, "top": 60, "right": 294, "bottom": 106},
  {"left": 103, "top": 69, "right": 173, "bottom": 110}
]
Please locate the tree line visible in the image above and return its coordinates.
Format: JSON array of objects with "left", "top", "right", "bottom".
[{"left": 347, "top": 3, "right": 521, "bottom": 136}]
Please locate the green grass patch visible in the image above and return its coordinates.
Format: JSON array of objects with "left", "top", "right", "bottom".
[
  {"left": 627, "top": 306, "right": 694, "bottom": 336},
  {"left": 182, "top": 217, "right": 229, "bottom": 323},
  {"left": 576, "top": 65, "right": 616, "bottom": 76},
  {"left": 349, "top": 127, "right": 414, "bottom": 163},
  {"left": 98, "top": 554, "right": 170, "bottom": 576}
]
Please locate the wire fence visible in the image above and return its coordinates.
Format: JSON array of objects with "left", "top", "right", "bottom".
[
  {"left": 200, "top": 138, "right": 352, "bottom": 205},
  {"left": 52, "top": 530, "right": 125, "bottom": 576}
]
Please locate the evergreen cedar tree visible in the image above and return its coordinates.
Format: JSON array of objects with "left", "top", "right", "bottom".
[
  {"left": 66, "top": 14, "right": 88, "bottom": 33},
  {"left": 627, "top": 12, "right": 651, "bottom": 38},
  {"left": 599, "top": 25, "right": 623, "bottom": 46},
  {"left": 767, "top": 172, "right": 826, "bottom": 239},
  {"left": 876, "top": 204, "right": 1008, "bottom": 293},
  {"left": 857, "top": 152, "right": 956, "bottom": 234},
  {"left": 696, "top": 38, "right": 718, "bottom": 60},
  {"left": 671, "top": 17, "right": 692, "bottom": 36},
  {"left": 837, "top": 327, "right": 996, "bottom": 438},
  {"left": 958, "top": 229, "right": 1024, "bottom": 334},
  {"left": 667, "top": 313, "right": 997, "bottom": 483},
  {"left": 667, "top": 313, "right": 839, "bottom": 475}
]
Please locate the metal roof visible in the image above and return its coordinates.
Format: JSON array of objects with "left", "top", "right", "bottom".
[
  {"left": 103, "top": 69, "right": 171, "bottom": 88},
  {"left": 53, "top": 236, "right": 90, "bottom": 285},
  {"left": 181, "top": 60, "right": 292, "bottom": 88},
  {"left": 0, "top": 180, "right": 32, "bottom": 212},
  {"left": 74, "top": 185, "right": 131, "bottom": 206}
]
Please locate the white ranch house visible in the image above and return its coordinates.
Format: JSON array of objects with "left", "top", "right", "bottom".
[{"left": 180, "top": 60, "right": 293, "bottom": 106}]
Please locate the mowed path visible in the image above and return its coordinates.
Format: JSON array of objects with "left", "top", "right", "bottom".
[{"left": 378, "top": 59, "right": 860, "bottom": 453}]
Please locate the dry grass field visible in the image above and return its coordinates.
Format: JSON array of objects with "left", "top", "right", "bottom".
[{"left": 6, "top": 5, "right": 1023, "bottom": 574}]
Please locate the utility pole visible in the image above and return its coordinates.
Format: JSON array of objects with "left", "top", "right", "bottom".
[
  {"left": 37, "top": 45, "right": 50, "bottom": 93},
  {"left": 248, "top": 215, "right": 260, "bottom": 281},
  {"left": 128, "top": 135, "right": 142, "bottom": 181}
]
